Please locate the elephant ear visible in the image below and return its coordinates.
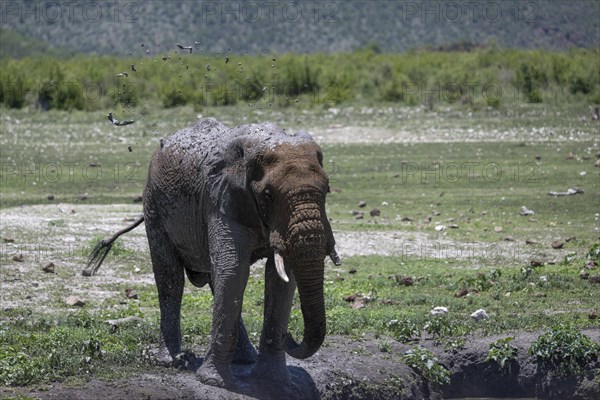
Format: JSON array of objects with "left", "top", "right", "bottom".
[{"left": 217, "top": 137, "right": 264, "bottom": 229}]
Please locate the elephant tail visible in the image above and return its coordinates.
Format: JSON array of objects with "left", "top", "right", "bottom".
[{"left": 82, "top": 214, "right": 144, "bottom": 276}]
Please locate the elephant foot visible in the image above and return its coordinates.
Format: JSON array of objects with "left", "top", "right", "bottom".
[
  {"left": 149, "top": 346, "right": 174, "bottom": 366},
  {"left": 251, "top": 353, "right": 291, "bottom": 385},
  {"left": 197, "top": 359, "right": 235, "bottom": 388}
]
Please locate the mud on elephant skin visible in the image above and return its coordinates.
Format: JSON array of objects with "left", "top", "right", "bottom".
[{"left": 84, "top": 117, "right": 340, "bottom": 388}]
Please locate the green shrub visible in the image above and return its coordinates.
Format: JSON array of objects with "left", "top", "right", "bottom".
[
  {"left": 402, "top": 346, "right": 450, "bottom": 386},
  {"left": 529, "top": 324, "right": 600, "bottom": 376},
  {"left": 487, "top": 337, "right": 518, "bottom": 373}
]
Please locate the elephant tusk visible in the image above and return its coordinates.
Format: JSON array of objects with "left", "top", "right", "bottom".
[
  {"left": 329, "top": 249, "right": 342, "bottom": 266},
  {"left": 274, "top": 253, "right": 289, "bottom": 283}
]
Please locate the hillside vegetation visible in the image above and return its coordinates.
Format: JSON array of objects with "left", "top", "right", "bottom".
[
  {"left": 0, "top": 0, "right": 598, "bottom": 57},
  {"left": 1, "top": 49, "right": 599, "bottom": 111}
]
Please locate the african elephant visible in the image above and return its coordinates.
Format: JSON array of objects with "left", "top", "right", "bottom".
[{"left": 85, "top": 117, "right": 340, "bottom": 388}]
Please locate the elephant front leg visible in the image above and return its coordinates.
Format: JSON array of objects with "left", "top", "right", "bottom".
[
  {"left": 197, "top": 231, "right": 250, "bottom": 388},
  {"left": 252, "top": 255, "right": 296, "bottom": 384}
]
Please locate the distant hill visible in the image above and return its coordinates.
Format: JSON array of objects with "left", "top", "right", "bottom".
[
  {"left": 0, "top": 29, "right": 70, "bottom": 58},
  {"left": 0, "top": 0, "right": 598, "bottom": 57}
]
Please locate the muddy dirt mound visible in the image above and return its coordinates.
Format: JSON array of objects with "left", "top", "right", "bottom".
[{"left": 2, "top": 330, "right": 598, "bottom": 400}]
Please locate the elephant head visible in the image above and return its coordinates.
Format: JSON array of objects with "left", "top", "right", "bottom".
[{"left": 218, "top": 127, "right": 339, "bottom": 360}]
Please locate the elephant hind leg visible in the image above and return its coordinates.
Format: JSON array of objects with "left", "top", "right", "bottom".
[{"left": 147, "top": 230, "right": 185, "bottom": 365}]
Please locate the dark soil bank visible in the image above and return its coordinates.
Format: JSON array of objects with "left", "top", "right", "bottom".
[{"left": 2, "top": 329, "right": 598, "bottom": 400}]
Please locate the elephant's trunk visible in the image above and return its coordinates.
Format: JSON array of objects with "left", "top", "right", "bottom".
[
  {"left": 284, "top": 260, "right": 326, "bottom": 359},
  {"left": 277, "top": 192, "right": 328, "bottom": 359}
]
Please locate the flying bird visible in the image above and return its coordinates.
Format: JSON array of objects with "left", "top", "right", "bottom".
[
  {"left": 107, "top": 112, "right": 135, "bottom": 126},
  {"left": 177, "top": 44, "right": 193, "bottom": 53}
]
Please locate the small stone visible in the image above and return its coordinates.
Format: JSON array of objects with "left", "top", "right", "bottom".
[
  {"left": 348, "top": 268, "right": 357, "bottom": 274},
  {"left": 470, "top": 309, "right": 489, "bottom": 321},
  {"left": 589, "top": 311, "right": 598, "bottom": 320},
  {"left": 580, "top": 270, "right": 590, "bottom": 279},
  {"left": 551, "top": 240, "right": 564, "bottom": 249},
  {"left": 12, "top": 254, "right": 24, "bottom": 262},
  {"left": 133, "top": 195, "right": 143, "bottom": 203},
  {"left": 589, "top": 275, "right": 600, "bottom": 283},
  {"left": 78, "top": 193, "right": 89, "bottom": 201},
  {"left": 430, "top": 306, "right": 448, "bottom": 316},
  {"left": 530, "top": 260, "right": 544, "bottom": 267},
  {"left": 584, "top": 260, "right": 597, "bottom": 270},
  {"left": 449, "top": 224, "right": 459, "bottom": 229},
  {"left": 2, "top": 237, "right": 15, "bottom": 243},
  {"left": 370, "top": 208, "right": 381, "bottom": 217},
  {"left": 494, "top": 226, "right": 503, "bottom": 233},
  {"left": 42, "top": 262, "right": 55, "bottom": 273},
  {"left": 358, "top": 201, "right": 367, "bottom": 208},
  {"left": 355, "top": 212, "right": 364, "bottom": 220},
  {"left": 503, "top": 236, "right": 515, "bottom": 242},
  {"left": 65, "top": 296, "right": 85, "bottom": 307},
  {"left": 134, "top": 267, "right": 141, "bottom": 273},
  {"left": 455, "top": 288, "right": 468, "bottom": 298},
  {"left": 125, "top": 288, "right": 138, "bottom": 299},
  {"left": 435, "top": 225, "right": 446, "bottom": 231},
  {"left": 47, "top": 194, "right": 55, "bottom": 201},
  {"left": 565, "top": 236, "right": 576, "bottom": 242},
  {"left": 399, "top": 276, "right": 413, "bottom": 286},
  {"left": 525, "top": 239, "right": 537, "bottom": 245},
  {"left": 520, "top": 206, "right": 535, "bottom": 216},
  {"left": 595, "top": 159, "right": 600, "bottom": 168},
  {"left": 432, "top": 211, "right": 441, "bottom": 216}
]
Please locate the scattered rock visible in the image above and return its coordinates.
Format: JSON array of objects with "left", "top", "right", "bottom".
[
  {"left": 548, "top": 188, "right": 584, "bottom": 196},
  {"left": 503, "top": 236, "right": 515, "bottom": 242},
  {"left": 430, "top": 306, "right": 448, "bottom": 316},
  {"left": 134, "top": 267, "right": 141, "bottom": 273},
  {"left": 370, "top": 208, "right": 381, "bottom": 217},
  {"left": 125, "top": 288, "right": 138, "bottom": 299},
  {"left": 2, "top": 237, "right": 15, "bottom": 243},
  {"left": 584, "top": 260, "right": 597, "bottom": 269},
  {"left": 494, "top": 226, "right": 503, "bottom": 233},
  {"left": 78, "top": 193, "right": 89, "bottom": 201},
  {"left": 47, "top": 194, "right": 55, "bottom": 201},
  {"left": 525, "top": 239, "right": 537, "bottom": 245},
  {"left": 12, "top": 253, "right": 24, "bottom": 262},
  {"left": 470, "top": 309, "right": 489, "bottom": 321},
  {"left": 133, "top": 195, "right": 143, "bottom": 203},
  {"left": 589, "top": 275, "right": 600, "bottom": 284},
  {"left": 535, "top": 155, "right": 541, "bottom": 160},
  {"left": 106, "top": 316, "right": 143, "bottom": 329},
  {"left": 358, "top": 201, "right": 367, "bottom": 208},
  {"left": 42, "top": 262, "right": 55, "bottom": 273},
  {"left": 400, "top": 216, "right": 413, "bottom": 222},
  {"left": 539, "top": 276, "right": 548, "bottom": 283},
  {"left": 580, "top": 270, "right": 590, "bottom": 279},
  {"left": 448, "top": 224, "right": 459, "bottom": 229},
  {"left": 65, "top": 296, "right": 85, "bottom": 307},
  {"left": 566, "top": 152, "right": 575, "bottom": 160},
  {"left": 423, "top": 216, "right": 432, "bottom": 224},
  {"left": 435, "top": 225, "right": 446, "bottom": 231},
  {"left": 589, "top": 311, "right": 598, "bottom": 320},
  {"left": 355, "top": 212, "right": 364, "bottom": 220},
  {"left": 519, "top": 206, "right": 535, "bottom": 216},
  {"left": 348, "top": 268, "right": 357, "bottom": 274},
  {"left": 343, "top": 293, "right": 372, "bottom": 309},
  {"left": 595, "top": 159, "right": 600, "bottom": 168},
  {"left": 551, "top": 240, "right": 564, "bottom": 249},
  {"left": 565, "top": 236, "right": 576, "bottom": 242},
  {"left": 330, "top": 187, "right": 342, "bottom": 193},
  {"left": 351, "top": 210, "right": 361, "bottom": 216},
  {"left": 530, "top": 260, "right": 544, "bottom": 267},
  {"left": 455, "top": 288, "right": 468, "bottom": 298},
  {"left": 432, "top": 211, "right": 441, "bottom": 216},
  {"left": 398, "top": 276, "right": 413, "bottom": 286}
]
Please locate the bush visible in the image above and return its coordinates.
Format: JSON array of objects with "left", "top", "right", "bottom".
[
  {"left": 402, "top": 346, "right": 450, "bottom": 386},
  {"left": 529, "top": 324, "right": 600, "bottom": 376}
]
